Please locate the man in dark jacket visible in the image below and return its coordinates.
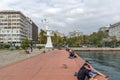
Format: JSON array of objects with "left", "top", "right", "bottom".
[{"left": 77, "top": 63, "right": 90, "bottom": 80}]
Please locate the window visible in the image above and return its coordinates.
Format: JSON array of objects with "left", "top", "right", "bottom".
[
  {"left": 4, "top": 23, "right": 7, "bottom": 25},
  {"left": 12, "top": 34, "right": 16, "bottom": 36},
  {"left": 2, "top": 30, "right": 5, "bottom": 33},
  {"left": 0, "top": 16, "right": 4, "bottom": 18},
  {"left": 8, "top": 16, "right": 11, "bottom": 18},
  {"left": 8, "top": 38, "right": 11, "bottom": 40},
  {"left": 16, "top": 30, "right": 18, "bottom": 33},
  {"left": 7, "top": 30, "right": 9, "bottom": 33},
  {"left": 0, "top": 34, "right": 3, "bottom": 36},
  {"left": 12, "top": 15, "right": 16, "bottom": 18}
]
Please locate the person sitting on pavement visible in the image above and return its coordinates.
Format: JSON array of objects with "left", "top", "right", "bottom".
[
  {"left": 84, "top": 61, "right": 109, "bottom": 80},
  {"left": 69, "top": 49, "right": 77, "bottom": 58},
  {"left": 76, "top": 63, "right": 90, "bottom": 80}
]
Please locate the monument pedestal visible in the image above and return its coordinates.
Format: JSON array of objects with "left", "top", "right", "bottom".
[
  {"left": 42, "top": 19, "right": 53, "bottom": 50},
  {"left": 45, "top": 36, "right": 53, "bottom": 49}
]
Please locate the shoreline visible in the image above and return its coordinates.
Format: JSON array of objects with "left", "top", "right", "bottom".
[
  {"left": 70, "top": 47, "right": 120, "bottom": 50},
  {"left": 70, "top": 47, "right": 120, "bottom": 53}
]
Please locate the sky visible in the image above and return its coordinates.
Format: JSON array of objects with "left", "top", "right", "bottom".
[{"left": 0, "top": 0, "right": 120, "bottom": 35}]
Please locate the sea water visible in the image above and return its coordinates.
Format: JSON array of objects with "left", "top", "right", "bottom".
[{"left": 76, "top": 52, "right": 120, "bottom": 80}]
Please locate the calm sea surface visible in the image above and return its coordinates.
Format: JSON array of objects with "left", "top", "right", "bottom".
[{"left": 76, "top": 51, "right": 120, "bottom": 80}]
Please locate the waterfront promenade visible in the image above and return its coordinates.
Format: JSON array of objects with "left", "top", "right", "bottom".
[
  {"left": 0, "top": 48, "right": 44, "bottom": 67},
  {"left": 0, "top": 49, "right": 108, "bottom": 80}
]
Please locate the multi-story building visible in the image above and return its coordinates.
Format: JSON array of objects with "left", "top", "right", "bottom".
[
  {"left": 0, "top": 10, "right": 38, "bottom": 46},
  {"left": 68, "top": 30, "right": 83, "bottom": 37},
  {"left": 99, "top": 26, "right": 109, "bottom": 32},
  {"left": 109, "top": 22, "right": 120, "bottom": 41},
  {"left": 53, "top": 31, "right": 65, "bottom": 37},
  {"left": 32, "top": 22, "right": 38, "bottom": 42},
  {"left": 26, "top": 17, "right": 38, "bottom": 42}
]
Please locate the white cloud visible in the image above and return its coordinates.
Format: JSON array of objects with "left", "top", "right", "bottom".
[
  {"left": 45, "top": 8, "right": 61, "bottom": 14},
  {"left": 69, "top": 8, "right": 84, "bottom": 14},
  {"left": 66, "top": 17, "right": 75, "bottom": 22},
  {"left": 0, "top": 0, "right": 120, "bottom": 35}
]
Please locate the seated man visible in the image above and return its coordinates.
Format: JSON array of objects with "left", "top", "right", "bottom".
[
  {"left": 84, "top": 61, "right": 109, "bottom": 80},
  {"left": 69, "top": 50, "right": 77, "bottom": 58},
  {"left": 77, "top": 63, "right": 90, "bottom": 80}
]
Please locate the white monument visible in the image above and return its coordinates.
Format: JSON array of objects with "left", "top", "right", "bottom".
[{"left": 42, "top": 19, "right": 53, "bottom": 49}]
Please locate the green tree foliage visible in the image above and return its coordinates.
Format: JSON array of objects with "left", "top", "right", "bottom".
[
  {"left": 38, "top": 29, "right": 46, "bottom": 44},
  {"left": 37, "top": 46, "right": 42, "bottom": 50},
  {"left": 65, "top": 31, "right": 117, "bottom": 47},
  {"left": 52, "top": 33, "right": 58, "bottom": 44},
  {"left": 66, "top": 36, "right": 83, "bottom": 47},
  {"left": 110, "top": 36, "right": 117, "bottom": 46},
  {"left": 89, "top": 31, "right": 109, "bottom": 47},
  {"left": 52, "top": 33, "right": 64, "bottom": 47},
  {"left": 82, "top": 35, "right": 90, "bottom": 45},
  {"left": 66, "top": 37, "right": 74, "bottom": 46},
  {"left": 21, "top": 38, "right": 29, "bottom": 49},
  {"left": 4, "top": 44, "right": 10, "bottom": 49},
  {"left": 15, "top": 46, "right": 20, "bottom": 50},
  {"left": 37, "top": 29, "right": 118, "bottom": 48}
]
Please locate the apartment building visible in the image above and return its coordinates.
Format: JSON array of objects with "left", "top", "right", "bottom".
[
  {"left": 68, "top": 30, "right": 83, "bottom": 37},
  {"left": 99, "top": 26, "right": 109, "bottom": 32},
  {"left": 32, "top": 22, "right": 38, "bottom": 42},
  {"left": 53, "top": 31, "right": 65, "bottom": 38},
  {"left": 0, "top": 10, "right": 38, "bottom": 46},
  {"left": 109, "top": 22, "right": 120, "bottom": 41}
]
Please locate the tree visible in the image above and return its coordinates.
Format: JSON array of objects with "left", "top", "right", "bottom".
[
  {"left": 110, "top": 36, "right": 117, "bottom": 47},
  {"left": 89, "top": 31, "right": 109, "bottom": 47},
  {"left": 89, "top": 32, "right": 98, "bottom": 46},
  {"left": 52, "top": 33, "right": 58, "bottom": 44},
  {"left": 52, "top": 33, "right": 65, "bottom": 48},
  {"left": 38, "top": 29, "right": 46, "bottom": 44},
  {"left": 82, "top": 35, "right": 90, "bottom": 45},
  {"left": 21, "top": 38, "right": 29, "bottom": 49}
]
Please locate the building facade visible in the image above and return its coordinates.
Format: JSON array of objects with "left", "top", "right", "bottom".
[
  {"left": 0, "top": 10, "right": 38, "bottom": 46},
  {"left": 53, "top": 31, "right": 64, "bottom": 37},
  {"left": 99, "top": 26, "right": 109, "bottom": 32},
  {"left": 32, "top": 22, "right": 38, "bottom": 42},
  {"left": 109, "top": 22, "right": 120, "bottom": 41},
  {"left": 68, "top": 30, "right": 83, "bottom": 37}
]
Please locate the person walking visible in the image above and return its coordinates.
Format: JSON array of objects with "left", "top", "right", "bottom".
[{"left": 30, "top": 45, "right": 33, "bottom": 52}]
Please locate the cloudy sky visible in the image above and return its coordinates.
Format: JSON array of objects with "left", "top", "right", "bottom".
[{"left": 0, "top": 0, "right": 120, "bottom": 35}]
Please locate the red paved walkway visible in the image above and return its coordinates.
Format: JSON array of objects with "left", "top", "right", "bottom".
[{"left": 0, "top": 49, "right": 107, "bottom": 80}]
